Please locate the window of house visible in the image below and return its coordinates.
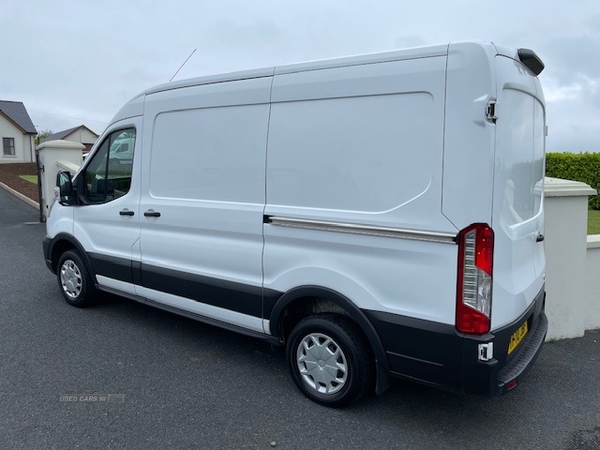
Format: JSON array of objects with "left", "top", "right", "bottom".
[{"left": 3, "top": 138, "right": 15, "bottom": 156}]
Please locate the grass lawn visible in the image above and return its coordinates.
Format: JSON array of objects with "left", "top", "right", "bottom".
[
  {"left": 19, "top": 175, "right": 38, "bottom": 184},
  {"left": 589, "top": 209, "right": 600, "bottom": 235}
]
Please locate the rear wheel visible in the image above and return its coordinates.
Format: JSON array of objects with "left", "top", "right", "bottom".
[
  {"left": 57, "top": 250, "right": 97, "bottom": 307},
  {"left": 286, "top": 314, "right": 373, "bottom": 407}
]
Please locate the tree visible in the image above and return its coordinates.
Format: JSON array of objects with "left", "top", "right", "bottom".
[{"left": 35, "top": 129, "right": 53, "bottom": 145}]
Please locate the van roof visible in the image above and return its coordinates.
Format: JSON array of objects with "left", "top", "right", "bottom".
[
  {"left": 144, "top": 43, "right": 451, "bottom": 96},
  {"left": 112, "top": 41, "right": 527, "bottom": 125}
]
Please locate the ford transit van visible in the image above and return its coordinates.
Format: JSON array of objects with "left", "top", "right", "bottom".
[{"left": 44, "top": 41, "right": 548, "bottom": 407}]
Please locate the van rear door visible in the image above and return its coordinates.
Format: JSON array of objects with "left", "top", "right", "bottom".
[{"left": 491, "top": 52, "right": 546, "bottom": 330}]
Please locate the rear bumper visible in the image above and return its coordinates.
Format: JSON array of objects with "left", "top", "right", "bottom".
[
  {"left": 364, "top": 286, "right": 547, "bottom": 396},
  {"left": 461, "top": 290, "right": 547, "bottom": 396}
]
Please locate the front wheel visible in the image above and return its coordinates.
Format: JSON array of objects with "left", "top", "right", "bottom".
[
  {"left": 57, "top": 250, "right": 97, "bottom": 307},
  {"left": 286, "top": 314, "right": 373, "bottom": 407}
]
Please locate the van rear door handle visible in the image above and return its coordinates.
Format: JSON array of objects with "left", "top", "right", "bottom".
[
  {"left": 119, "top": 209, "right": 134, "bottom": 216},
  {"left": 144, "top": 210, "right": 161, "bottom": 218},
  {"left": 536, "top": 233, "right": 545, "bottom": 242}
]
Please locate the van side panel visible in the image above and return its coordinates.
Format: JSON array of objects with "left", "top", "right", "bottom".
[
  {"left": 268, "top": 57, "right": 454, "bottom": 231},
  {"left": 264, "top": 57, "right": 459, "bottom": 325},
  {"left": 442, "top": 42, "right": 497, "bottom": 229},
  {"left": 136, "top": 78, "right": 273, "bottom": 332}
]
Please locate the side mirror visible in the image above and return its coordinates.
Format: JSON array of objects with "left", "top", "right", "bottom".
[{"left": 56, "top": 171, "right": 75, "bottom": 205}]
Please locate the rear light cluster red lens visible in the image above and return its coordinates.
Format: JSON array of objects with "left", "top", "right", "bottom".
[{"left": 456, "top": 223, "right": 494, "bottom": 334}]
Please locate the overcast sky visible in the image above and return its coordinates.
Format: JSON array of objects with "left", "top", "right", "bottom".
[{"left": 1, "top": 0, "right": 599, "bottom": 152}]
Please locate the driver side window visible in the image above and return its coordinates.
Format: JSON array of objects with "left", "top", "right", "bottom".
[{"left": 84, "top": 128, "right": 136, "bottom": 204}]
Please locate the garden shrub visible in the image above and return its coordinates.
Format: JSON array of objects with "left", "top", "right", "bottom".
[{"left": 546, "top": 153, "right": 600, "bottom": 210}]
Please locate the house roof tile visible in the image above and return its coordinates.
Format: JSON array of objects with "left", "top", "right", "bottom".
[
  {"left": 45, "top": 124, "right": 99, "bottom": 142},
  {"left": 0, "top": 100, "right": 37, "bottom": 134}
]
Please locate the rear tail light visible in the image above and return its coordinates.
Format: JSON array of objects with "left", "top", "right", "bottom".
[{"left": 456, "top": 223, "right": 494, "bottom": 334}]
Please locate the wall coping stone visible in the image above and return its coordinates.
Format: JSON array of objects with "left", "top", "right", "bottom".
[
  {"left": 545, "top": 177, "right": 597, "bottom": 197},
  {"left": 37, "top": 139, "right": 85, "bottom": 150}
]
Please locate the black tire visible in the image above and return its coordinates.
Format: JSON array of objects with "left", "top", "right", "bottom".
[
  {"left": 56, "top": 250, "right": 97, "bottom": 307},
  {"left": 286, "top": 314, "right": 373, "bottom": 407}
]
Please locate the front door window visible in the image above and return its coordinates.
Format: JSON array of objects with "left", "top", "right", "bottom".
[{"left": 83, "top": 128, "right": 135, "bottom": 203}]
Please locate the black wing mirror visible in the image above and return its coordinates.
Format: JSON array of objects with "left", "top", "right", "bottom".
[{"left": 56, "top": 171, "right": 75, "bottom": 205}]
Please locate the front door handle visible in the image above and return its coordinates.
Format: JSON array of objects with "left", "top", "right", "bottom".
[
  {"left": 119, "top": 209, "right": 134, "bottom": 216},
  {"left": 144, "top": 210, "right": 161, "bottom": 218}
]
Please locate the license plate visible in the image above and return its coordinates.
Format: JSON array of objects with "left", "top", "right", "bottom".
[{"left": 507, "top": 321, "right": 529, "bottom": 355}]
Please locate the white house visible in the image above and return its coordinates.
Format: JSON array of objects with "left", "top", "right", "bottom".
[
  {"left": 44, "top": 125, "right": 99, "bottom": 153},
  {"left": 0, "top": 100, "right": 37, "bottom": 163}
]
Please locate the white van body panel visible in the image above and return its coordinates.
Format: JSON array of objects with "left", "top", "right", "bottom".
[
  {"left": 268, "top": 56, "right": 451, "bottom": 228},
  {"left": 265, "top": 55, "right": 459, "bottom": 324},
  {"left": 442, "top": 42, "right": 546, "bottom": 330},
  {"left": 442, "top": 42, "right": 496, "bottom": 229},
  {"left": 137, "top": 77, "right": 272, "bottom": 325},
  {"left": 112, "top": 94, "right": 144, "bottom": 123},
  {"left": 273, "top": 44, "right": 448, "bottom": 75},
  {"left": 46, "top": 203, "right": 73, "bottom": 237},
  {"left": 263, "top": 227, "right": 459, "bottom": 323},
  {"left": 491, "top": 55, "right": 546, "bottom": 329},
  {"left": 72, "top": 117, "right": 143, "bottom": 297}
]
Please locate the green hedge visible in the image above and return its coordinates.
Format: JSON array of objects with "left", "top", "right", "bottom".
[{"left": 545, "top": 153, "right": 600, "bottom": 210}]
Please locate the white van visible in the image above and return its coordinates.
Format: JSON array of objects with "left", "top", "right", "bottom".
[{"left": 44, "top": 41, "right": 548, "bottom": 407}]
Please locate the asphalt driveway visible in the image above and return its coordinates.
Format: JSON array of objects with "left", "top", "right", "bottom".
[{"left": 0, "top": 186, "right": 599, "bottom": 450}]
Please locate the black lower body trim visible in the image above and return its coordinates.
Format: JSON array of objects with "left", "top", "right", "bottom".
[
  {"left": 87, "top": 254, "right": 282, "bottom": 319},
  {"left": 43, "top": 237, "right": 53, "bottom": 272},
  {"left": 363, "top": 309, "right": 464, "bottom": 391},
  {"left": 140, "top": 263, "right": 281, "bottom": 318},
  {"left": 48, "top": 239, "right": 283, "bottom": 321},
  {"left": 89, "top": 253, "right": 134, "bottom": 283},
  {"left": 364, "top": 286, "right": 547, "bottom": 396}
]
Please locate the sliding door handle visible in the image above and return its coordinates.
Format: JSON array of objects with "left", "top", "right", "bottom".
[{"left": 144, "top": 210, "right": 161, "bottom": 218}]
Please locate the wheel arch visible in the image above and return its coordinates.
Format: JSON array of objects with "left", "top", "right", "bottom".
[
  {"left": 268, "top": 285, "right": 391, "bottom": 394},
  {"left": 47, "top": 233, "right": 97, "bottom": 283}
]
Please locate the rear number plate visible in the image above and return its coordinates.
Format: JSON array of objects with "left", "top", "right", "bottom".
[{"left": 508, "top": 321, "right": 528, "bottom": 355}]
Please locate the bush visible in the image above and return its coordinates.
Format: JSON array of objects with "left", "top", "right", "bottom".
[{"left": 546, "top": 153, "right": 600, "bottom": 210}]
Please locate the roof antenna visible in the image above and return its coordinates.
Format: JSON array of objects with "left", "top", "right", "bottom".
[{"left": 169, "top": 49, "right": 197, "bottom": 82}]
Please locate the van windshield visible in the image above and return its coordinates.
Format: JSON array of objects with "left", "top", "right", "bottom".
[{"left": 495, "top": 89, "right": 545, "bottom": 226}]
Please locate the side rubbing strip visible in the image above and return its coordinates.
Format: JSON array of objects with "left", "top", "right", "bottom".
[{"left": 264, "top": 216, "right": 457, "bottom": 244}]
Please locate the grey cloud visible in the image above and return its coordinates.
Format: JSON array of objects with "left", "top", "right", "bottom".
[
  {"left": 541, "top": 35, "right": 600, "bottom": 84},
  {"left": 210, "top": 20, "right": 289, "bottom": 49},
  {"left": 393, "top": 35, "right": 432, "bottom": 49}
]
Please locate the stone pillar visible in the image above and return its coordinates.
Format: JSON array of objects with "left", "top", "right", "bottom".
[
  {"left": 585, "top": 236, "right": 600, "bottom": 330},
  {"left": 544, "top": 177, "right": 597, "bottom": 339},
  {"left": 36, "top": 140, "right": 84, "bottom": 220}
]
